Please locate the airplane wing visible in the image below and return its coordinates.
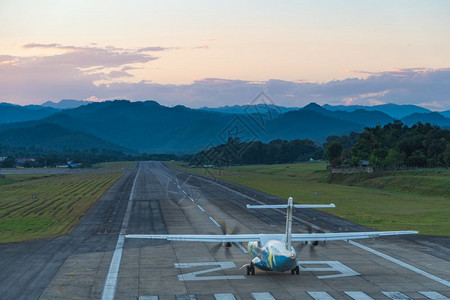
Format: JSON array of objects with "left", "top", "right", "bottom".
[
  {"left": 126, "top": 231, "right": 417, "bottom": 243},
  {"left": 291, "top": 231, "right": 418, "bottom": 242},
  {"left": 125, "top": 234, "right": 264, "bottom": 243}
]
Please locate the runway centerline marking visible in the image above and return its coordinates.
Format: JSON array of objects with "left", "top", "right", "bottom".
[
  {"left": 209, "top": 217, "right": 222, "bottom": 228},
  {"left": 196, "top": 204, "right": 206, "bottom": 212},
  {"left": 101, "top": 163, "right": 141, "bottom": 300}
]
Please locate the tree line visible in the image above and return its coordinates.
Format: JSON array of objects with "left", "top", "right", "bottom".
[
  {"left": 190, "top": 137, "right": 325, "bottom": 166},
  {"left": 2, "top": 121, "right": 449, "bottom": 169},
  {"left": 0, "top": 145, "right": 179, "bottom": 168},
  {"left": 326, "top": 121, "right": 450, "bottom": 168}
]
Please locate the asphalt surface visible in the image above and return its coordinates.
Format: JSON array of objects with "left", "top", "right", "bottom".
[
  {"left": 1, "top": 161, "right": 449, "bottom": 299},
  {"left": 0, "top": 165, "right": 138, "bottom": 299}
]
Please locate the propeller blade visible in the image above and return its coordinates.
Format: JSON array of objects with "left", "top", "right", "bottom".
[
  {"left": 309, "top": 245, "right": 317, "bottom": 258},
  {"left": 231, "top": 224, "right": 241, "bottom": 235},
  {"left": 225, "top": 247, "right": 233, "bottom": 259},
  {"left": 210, "top": 243, "right": 222, "bottom": 255}
]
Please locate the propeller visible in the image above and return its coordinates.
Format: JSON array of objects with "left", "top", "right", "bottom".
[
  {"left": 299, "top": 224, "right": 326, "bottom": 258},
  {"left": 209, "top": 220, "right": 241, "bottom": 258}
]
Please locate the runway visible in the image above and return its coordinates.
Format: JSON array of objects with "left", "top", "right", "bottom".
[{"left": 1, "top": 161, "right": 449, "bottom": 299}]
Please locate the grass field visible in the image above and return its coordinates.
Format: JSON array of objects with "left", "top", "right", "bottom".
[
  {"left": 0, "top": 162, "right": 131, "bottom": 243},
  {"left": 171, "top": 162, "right": 450, "bottom": 236}
]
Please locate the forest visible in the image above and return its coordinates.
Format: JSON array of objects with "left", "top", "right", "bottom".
[{"left": 326, "top": 121, "right": 450, "bottom": 168}]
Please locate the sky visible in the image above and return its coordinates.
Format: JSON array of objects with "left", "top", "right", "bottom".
[{"left": 1, "top": 0, "right": 449, "bottom": 110}]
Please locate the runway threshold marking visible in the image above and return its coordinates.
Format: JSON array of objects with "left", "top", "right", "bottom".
[
  {"left": 382, "top": 291, "right": 413, "bottom": 299},
  {"left": 345, "top": 291, "right": 374, "bottom": 300},
  {"left": 419, "top": 291, "right": 450, "bottom": 299},
  {"left": 251, "top": 292, "right": 276, "bottom": 300},
  {"left": 214, "top": 293, "right": 237, "bottom": 300},
  {"left": 101, "top": 164, "right": 141, "bottom": 300},
  {"left": 194, "top": 172, "right": 450, "bottom": 288},
  {"left": 307, "top": 291, "right": 335, "bottom": 300}
]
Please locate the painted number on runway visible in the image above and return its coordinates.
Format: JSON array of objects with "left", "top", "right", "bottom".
[
  {"left": 175, "top": 262, "right": 246, "bottom": 281},
  {"left": 299, "top": 261, "right": 359, "bottom": 279},
  {"left": 174, "top": 261, "right": 358, "bottom": 281}
]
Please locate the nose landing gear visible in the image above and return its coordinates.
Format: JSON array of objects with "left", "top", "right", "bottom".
[
  {"left": 246, "top": 263, "right": 255, "bottom": 275},
  {"left": 290, "top": 266, "right": 300, "bottom": 275}
]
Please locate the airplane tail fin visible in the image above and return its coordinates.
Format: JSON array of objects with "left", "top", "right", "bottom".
[{"left": 247, "top": 197, "right": 335, "bottom": 251}]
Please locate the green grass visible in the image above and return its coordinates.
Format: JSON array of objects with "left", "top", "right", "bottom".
[
  {"left": 0, "top": 169, "right": 126, "bottom": 243},
  {"left": 171, "top": 162, "right": 450, "bottom": 236}
]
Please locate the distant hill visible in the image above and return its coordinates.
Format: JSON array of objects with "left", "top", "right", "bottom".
[
  {"left": 41, "top": 99, "right": 93, "bottom": 109},
  {"left": 0, "top": 123, "right": 128, "bottom": 152},
  {"left": 263, "top": 109, "right": 363, "bottom": 142},
  {"left": 302, "top": 103, "right": 393, "bottom": 127},
  {"left": 1, "top": 100, "right": 448, "bottom": 153},
  {"left": 39, "top": 100, "right": 233, "bottom": 153},
  {"left": 440, "top": 110, "right": 450, "bottom": 118},
  {"left": 401, "top": 112, "right": 450, "bottom": 128},
  {"left": 0, "top": 103, "right": 58, "bottom": 124},
  {"left": 200, "top": 104, "right": 298, "bottom": 115},
  {"left": 323, "top": 103, "right": 431, "bottom": 119}
]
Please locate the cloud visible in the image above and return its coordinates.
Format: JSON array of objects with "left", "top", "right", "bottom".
[
  {"left": 1, "top": 43, "right": 449, "bottom": 110},
  {"left": 0, "top": 43, "right": 160, "bottom": 103},
  {"left": 91, "top": 68, "right": 449, "bottom": 109},
  {"left": 137, "top": 46, "right": 175, "bottom": 52},
  {"left": 417, "top": 101, "right": 445, "bottom": 110},
  {"left": 193, "top": 44, "right": 209, "bottom": 49}
]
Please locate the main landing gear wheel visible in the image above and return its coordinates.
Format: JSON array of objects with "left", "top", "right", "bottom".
[
  {"left": 246, "top": 263, "right": 255, "bottom": 275},
  {"left": 290, "top": 266, "right": 300, "bottom": 275}
]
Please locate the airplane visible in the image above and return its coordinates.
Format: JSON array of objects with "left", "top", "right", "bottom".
[{"left": 126, "top": 197, "right": 418, "bottom": 275}]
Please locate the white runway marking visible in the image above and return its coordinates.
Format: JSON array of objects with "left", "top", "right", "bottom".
[
  {"left": 419, "top": 291, "right": 450, "bottom": 299},
  {"left": 345, "top": 291, "right": 374, "bottom": 300},
  {"left": 196, "top": 204, "right": 206, "bottom": 212},
  {"left": 350, "top": 240, "right": 450, "bottom": 288},
  {"left": 251, "top": 292, "right": 276, "bottom": 300},
  {"left": 138, "top": 291, "right": 450, "bottom": 300},
  {"left": 214, "top": 293, "right": 237, "bottom": 300},
  {"left": 307, "top": 291, "right": 335, "bottom": 300},
  {"left": 382, "top": 291, "right": 412, "bottom": 299},
  {"left": 175, "top": 295, "right": 197, "bottom": 300},
  {"left": 175, "top": 262, "right": 246, "bottom": 281},
  {"left": 234, "top": 242, "right": 248, "bottom": 253},
  {"left": 101, "top": 164, "right": 141, "bottom": 300},
  {"left": 209, "top": 216, "right": 222, "bottom": 228},
  {"left": 298, "top": 261, "right": 359, "bottom": 279}
]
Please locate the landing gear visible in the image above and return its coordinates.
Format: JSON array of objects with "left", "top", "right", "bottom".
[
  {"left": 246, "top": 263, "right": 255, "bottom": 275},
  {"left": 290, "top": 266, "right": 300, "bottom": 275}
]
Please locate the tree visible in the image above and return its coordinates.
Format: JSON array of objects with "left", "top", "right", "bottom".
[
  {"left": 1, "top": 156, "right": 16, "bottom": 168},
  {"left": 326, "top": 142, "right": 342, "bottom": 167}
]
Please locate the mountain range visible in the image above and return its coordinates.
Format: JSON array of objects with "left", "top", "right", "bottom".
[{"left": 0, "top": 100, "right": 449, "bottom": 154}]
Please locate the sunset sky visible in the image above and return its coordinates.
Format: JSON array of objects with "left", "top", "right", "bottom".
[{"left": 1, "top": 0, "right": 449, "bottom": 109}]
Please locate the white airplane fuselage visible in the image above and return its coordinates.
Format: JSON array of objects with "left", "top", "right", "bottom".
[{"left": 247, "top": 240, "right": 298, "bottom": 272}]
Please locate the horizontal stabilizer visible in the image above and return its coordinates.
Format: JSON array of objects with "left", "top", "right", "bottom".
[{"left": 246, "top": 204, "right": 335, "bottom": 209}]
